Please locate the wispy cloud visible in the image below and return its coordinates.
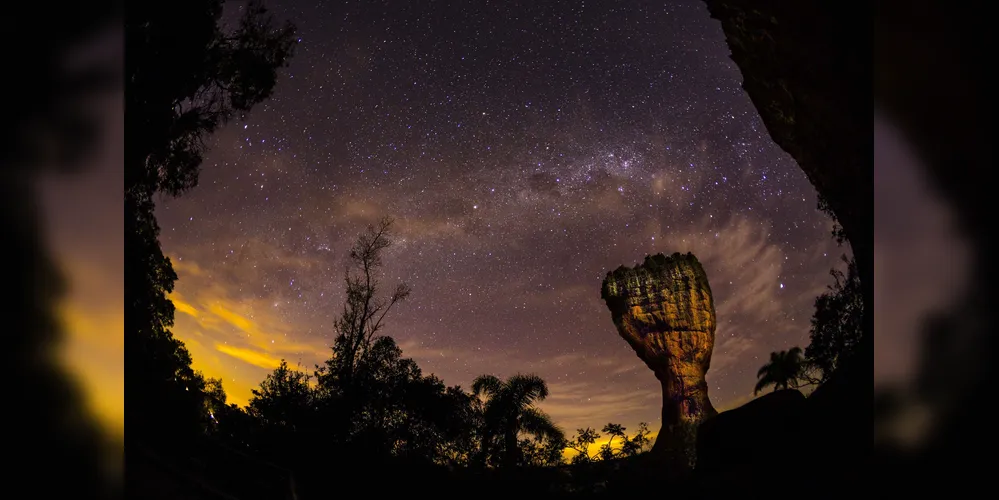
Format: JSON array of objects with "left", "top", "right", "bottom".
[
  {"left": 710, "top": 333, "right": 756, "bottom": 373},
  {"left": 215, "top": 343, "right": 285, "bottom": 371},
  {"left": 168, "top": 256, "right": 331, "bottom": 406},
  {"left": 541, "top": 380, "right": 660, "bottom": 433}
]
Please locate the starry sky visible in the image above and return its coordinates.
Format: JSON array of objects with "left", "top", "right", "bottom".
[{"left": 150, "top": 0, "right": 846, "bottom": 435}]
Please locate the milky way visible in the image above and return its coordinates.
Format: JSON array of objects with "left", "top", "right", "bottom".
[{"left": 155, "top": 0, "right": 843, "bottom": 433}]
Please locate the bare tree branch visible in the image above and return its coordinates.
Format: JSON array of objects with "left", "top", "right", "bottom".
[{"left": 328, "top": 216, "right": 411, "bottom": 383}]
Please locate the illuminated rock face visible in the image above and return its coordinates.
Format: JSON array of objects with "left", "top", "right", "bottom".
[{"left": 601, "top": 252, "right": 717, "bottom": 455}]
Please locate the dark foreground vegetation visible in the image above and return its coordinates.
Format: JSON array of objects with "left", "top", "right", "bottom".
[
  {"left": 131, "top": 217, "right": 669, "bottom": 498},
  {"left": 128, "top": 216, "right": 861, "bottom": 499},
  {"left": 127, "top": 1, "right": 870, "bottom": 498}
]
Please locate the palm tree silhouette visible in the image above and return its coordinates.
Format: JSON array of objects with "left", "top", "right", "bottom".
[
  {"left": 472, "top": 373, "right": 564, "bottom": 467},
  {"left": 754, "top": 347, "right": 806, "bottom": 395}
]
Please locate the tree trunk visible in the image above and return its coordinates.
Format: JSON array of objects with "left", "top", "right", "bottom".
[
  {"left": 504, "top": 428, "right": 519, "bottom": 467},
  {"left": 476, "top": 433, "right": 491, "bottom": 467}
]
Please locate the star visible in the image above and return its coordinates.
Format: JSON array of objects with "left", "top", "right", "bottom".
[{"left": 156, "top": 0, "right": 843, "bottom": 432}]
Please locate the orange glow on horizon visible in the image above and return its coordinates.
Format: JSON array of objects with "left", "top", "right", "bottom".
[{"left": 168, "top": 256, "right": 330, "bottom": 407}]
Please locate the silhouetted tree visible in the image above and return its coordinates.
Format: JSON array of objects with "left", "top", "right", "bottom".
[
  {"left": 754, "top": 347, "right": 807, "bottom": 395},
  {"left": 471, "top": 374, "right": 564, "bottom": 467},
  {"left": 805, "top": 255, "right": 863, "bottom": 383},
  {"left": 126, "top": 1, "right": 296, "bottom": 197},
  {"left": 394, "top": 377, "right": 480, "bottom": 467},
  {"left": 568, "top": 422, "right": 652, "bottom": 464},
  {"left": 126, "top": 196, "right": 209, "bottom": 444},
  {"left": 624, "top": 422, "right": 653, "bottom": 456},
  {"left": 520, "top": 434, "right": 568, "bottom": 467},
  {"left": 568, "top": 427, "right": 601, "bottom": 464},
  {"left": 203, "top": 375, "right": 228, "bottom": 427},
  {"left": 818, "top": 194, "right": 848, "bottom": 245},
  {"left": 200, "top": 377, "right": 258, "bottom": 450},
  {"left": 212, "top": 403, "right": 258, "bottom": 451},
  {"left": 597, "top": 423, "right": 626, "bottom": 461},
  {"left": 600, "top": 422, "right": 652, "bottom": 460},
  {"left": 318, "top": 217, "right": 411, "bottom": 392},
  {"left": 312, "top": 218, "right": 413, "bottom": 448},
  {"left": 268, "top": 218, "right": 483, "bottom": 470},
  {"left": 126, "top": 0, "right": 296, "bottom": 451},
  {"left": 249, "top": 360, "right": 313, "bottom": 429},
  {"left": 247, "top": 360, "right": 312, "bottom": 466},
  {"left": 321, "top": 335, "right": 476, "bottom": 465}
]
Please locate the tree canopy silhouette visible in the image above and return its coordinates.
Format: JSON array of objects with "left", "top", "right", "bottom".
[
  {"left": 319, "top": 217, "right": 411, "bottom": 392},
  {"left": 249, "top": 360, "right": 313, "bottom": 430},
  {"left": 472, "top": 373, "right": 565, "bottom": 467},
  {"left": 567, "top": 427, "right": 601, "bottom": 464},
  {"left": 237, "top": 218, "right": 479, "bottom": 478},
  {"left": 125, "top": 0, "right": 296, "bottom": 451},
  {"left": 805, "top": 255, "right": 863, "bottom": 383},
  {"left": 312, "top": 217, "right": 417, "bottom": 451},
  {"left": 567, "top": 423, "right": 652, "bottom": 464},
  {"left": 600, "top": 422, "right": 651, "bottom": 461},
  {"left": 126, "top": 0, "right": 296, "bottom": 198},
  {"left": 754, "top": 347, "right": 807, "bottom": 395}
]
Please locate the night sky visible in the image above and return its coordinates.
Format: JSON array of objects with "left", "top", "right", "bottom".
[{"left": 153, "top": 0, "right": 844, "bottom": 434}]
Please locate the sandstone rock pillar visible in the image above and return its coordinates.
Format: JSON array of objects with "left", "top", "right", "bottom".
[{"left": 601, "top": 252, "right": 717, "bottom": 456}]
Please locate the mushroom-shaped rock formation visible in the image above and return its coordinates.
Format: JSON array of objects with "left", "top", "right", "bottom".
[{"left": 601, "top": 252, "right": 717, "bottom": 456}]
